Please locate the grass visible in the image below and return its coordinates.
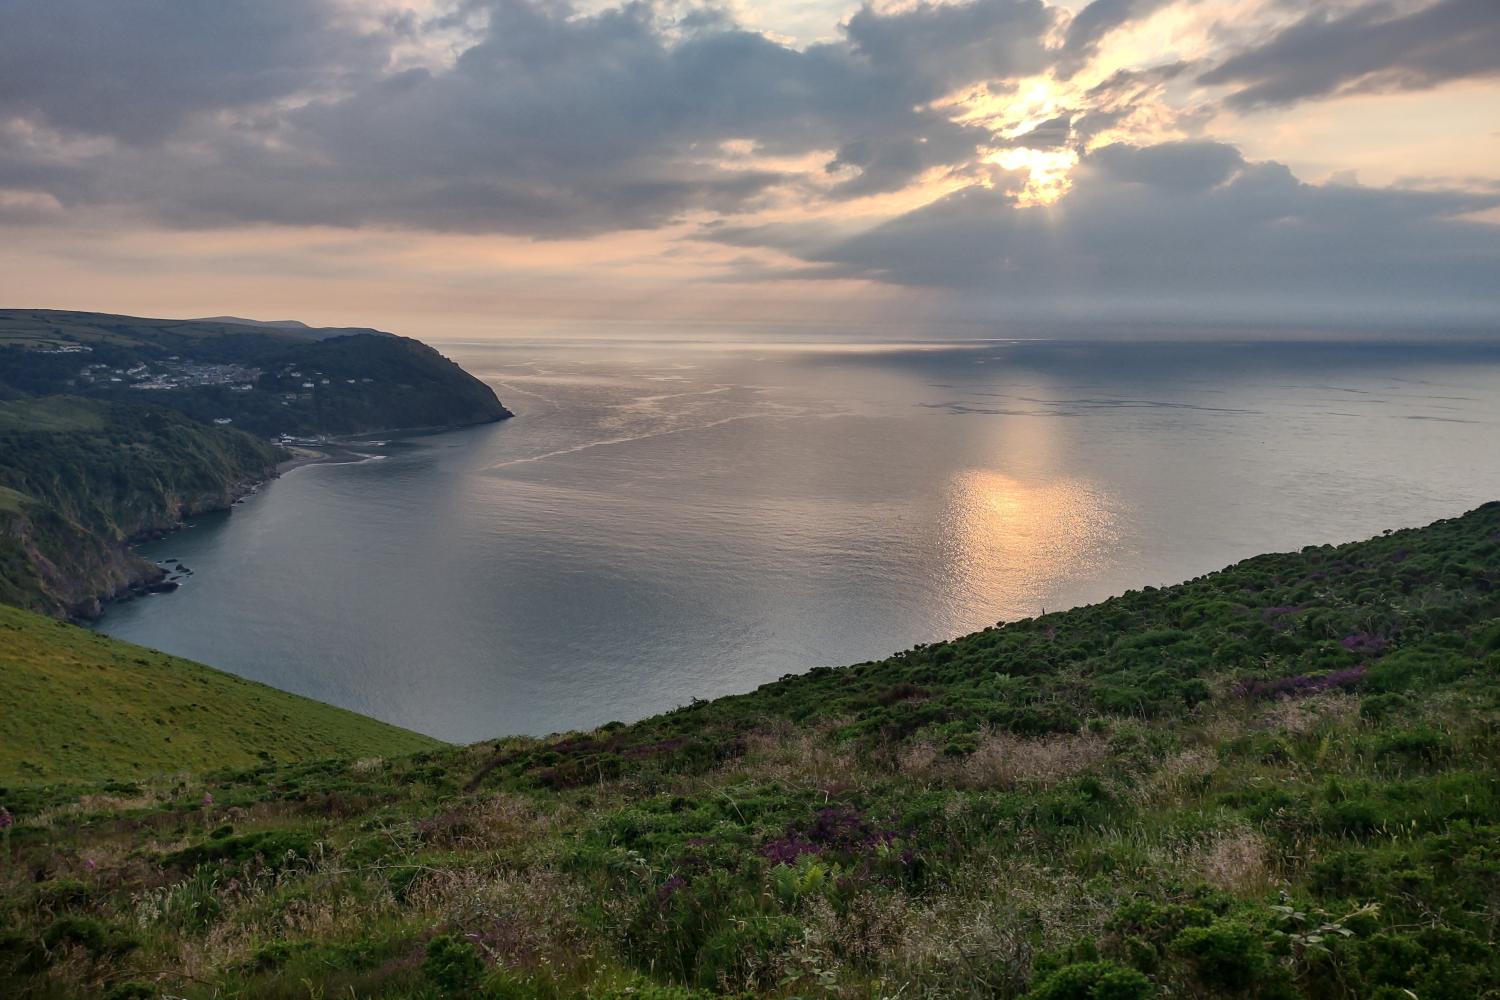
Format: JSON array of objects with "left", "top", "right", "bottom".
[
  {"left": 0, "top": 603, "right": 443, "bottom": 785},
  {"left": 0, "top": 310, "right": 309, "bottom": 351},
  {"left": 0, "top": 485, "right": 27, "bottom": 515},
  {"left": 0, "top": 396, "right": 108, "bottom": 434},
  {"left": 0, "top": 503, "right": 1497, "bottom": 998}
]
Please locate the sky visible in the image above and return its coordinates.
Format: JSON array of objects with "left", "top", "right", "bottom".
[{"left": 0, "top": 0, "right": 1497, "bottom": 339}]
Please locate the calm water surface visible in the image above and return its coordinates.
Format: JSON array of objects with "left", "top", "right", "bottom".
[{"left": 96, "top": 339, "right": 1500, "bottom": 741}]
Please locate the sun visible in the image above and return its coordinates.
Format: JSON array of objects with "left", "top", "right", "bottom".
[
  {"left": 983, "top": 146, "right": 1080, "bottom": 206},
  {"left": 950, "top": 76, "right": 1080, "bottom": 206}
]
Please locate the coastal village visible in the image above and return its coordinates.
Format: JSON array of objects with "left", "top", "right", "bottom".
[{"left": 68, "top": 356, "right": 377, "bottom": 425}]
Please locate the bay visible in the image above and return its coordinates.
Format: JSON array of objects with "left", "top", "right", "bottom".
[{"left": 95, "top": 338, "right": 1500, "bottom": 742}]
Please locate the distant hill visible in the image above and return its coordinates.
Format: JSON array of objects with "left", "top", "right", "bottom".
[
  {"left": 0, "top": 309, "right": 510, "bottom": 616},
  {"left": 0, "top": 308, "right": 510, "bottom": 436},
  {"left": 0, "top": 603, "right": 441, "bottom": 786},
  {"left": 193, "top": 316, "right": 397, "bottom": 340},
  {"left": 0, "top": 397, "right": 284, "bottom": 617}
]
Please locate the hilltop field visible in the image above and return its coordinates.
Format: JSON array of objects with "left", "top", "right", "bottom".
[{"left": 1, "top": 503, "right": 1497, "bottom": 998}]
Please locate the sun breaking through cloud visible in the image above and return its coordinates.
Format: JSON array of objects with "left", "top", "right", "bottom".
[{"left": 0, "top": 0, "right": 1496, "bottom": 334}]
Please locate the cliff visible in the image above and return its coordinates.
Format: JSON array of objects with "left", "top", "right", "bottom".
[{"left": 0, "top": 397, "right": 283, "bottom": 617}]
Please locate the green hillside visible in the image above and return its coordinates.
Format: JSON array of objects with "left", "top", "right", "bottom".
[
  {"left": 1, "top": 504, "right": 1497, "bottom": 999},
  {"left": 0, "top": 397, "right": 285, "bottom": 617},
  {"left": 0, "top": 603, "right": 441, "bottom": 786},
  {"left": 0, "top": 308, "right": 510, "bottom": 436}
]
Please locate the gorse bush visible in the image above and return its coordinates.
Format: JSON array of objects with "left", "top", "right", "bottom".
[{"left": 0, "top": 503, "right": 1498, "bottom": 997}]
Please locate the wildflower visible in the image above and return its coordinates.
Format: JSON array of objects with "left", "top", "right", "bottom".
[
  {"left": 202, "top": 792, "right": 214, "bottom": 807},
  {"left": 84, "top": 858, "right": 97, "bottom": 871},
  {"left": 762, "top": 836, "right": 821, "bottom": 865},
  {"left": 657, "top": 873, "right": 688, "bottom": 904},
  {"left": 1237, "top": 664, "right": 1367, "bottom": 700},
  {"left": 0, "top": 807, "right": 13, "bottom": 829},
  {"left": 1339, "top": 633, "right": 1388, "bottom": 656}
]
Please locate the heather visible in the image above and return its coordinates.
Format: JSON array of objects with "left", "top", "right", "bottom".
[{"left": 1, "top": 503, "right": 1498, "bottom": 998}]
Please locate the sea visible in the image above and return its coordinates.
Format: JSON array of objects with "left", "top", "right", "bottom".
[{"left": 94, "top": 337, "right": 1500, "bottom": 742}]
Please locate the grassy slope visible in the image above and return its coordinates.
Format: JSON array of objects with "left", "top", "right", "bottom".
[
  {"left": 1, "top": 504, "right": 1497, "bottom": 999},
  {"left": 0, "top": 604, "right": 441, "bottom": 785}
]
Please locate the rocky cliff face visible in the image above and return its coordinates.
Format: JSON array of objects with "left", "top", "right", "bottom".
[
  {"left": 0, "top": 504, "right": 157, "bottom": 617},
  {"left": 0, "top": 479, "right": 276, "bottom": 619}
]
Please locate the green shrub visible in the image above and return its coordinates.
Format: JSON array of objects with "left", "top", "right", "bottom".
[
  {"left": 40, "top": 916, "right": 139, "bottom": 960},
  {"left": 104, "top": 983, "right": 157, "bottom": 1000},
  {"left": 163, "top": 829, "right": 315, "bottom": 870},
  {"left": 1374, "top": 725, "right": 1451, "bottom": 763},
  {"left": 694, "top": 913, "right": 800, "bottom": 990},
  {"left": 1366, "top": 646, "right": 1474, "bottom": 692},
  {"left": 1172, "top": 920, "right": 1275, "bottom": 991},
  {"left": 1025, "top": 961, "right": 1153, "bottom": 1000},
  {"left": 424, "top": 933, "right": 486, "bottom": 993}
]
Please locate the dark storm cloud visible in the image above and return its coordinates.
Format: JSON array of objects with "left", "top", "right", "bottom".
[
  {"left": 1087, "top": 140, "right": 1244, "bottom": 192},
  {"left": 0, "top": 0, "right": 386, "bottom": 143},
  {"left": 0, "top": 0, "right": 1061, "bottom": 235},
  {"left": 1202, "top": 0, "right": 1500, "bottom": 109},
  {"left": 843, "top": 0, "right": 1055, "bottom": 96},
  {"left": 708, "top": 141, "right": 1500, "bottom": 313}
]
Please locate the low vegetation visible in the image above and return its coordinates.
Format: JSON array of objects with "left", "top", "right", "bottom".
[{"left": 1, "top": 503, "right": 1497, "bottom": 998}]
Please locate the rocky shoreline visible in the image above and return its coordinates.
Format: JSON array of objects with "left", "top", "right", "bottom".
[
  {"left": 80, "top": 436, "right": 410, "bottom": 620},
  {"left": 69, "top": 467, "right": 280, "bottom": 621}
]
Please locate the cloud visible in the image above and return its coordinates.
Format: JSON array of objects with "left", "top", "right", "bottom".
[
  {"left": 706, "top": 140, "right": 1500, "bottom": 318},
  {"left": 0, "top": 0, "right": 1064, "bottom": 236},
  {"left": 1056, "top": 0, "right": 1175, "bottom": 77},
  {"left": 1201, "top": 0, "right": 1500, "bottom": 109},
  {"left": 1087, "top": 140, "right": 1244, "bottom": 192},
  {"left": 843, "top": 0, "right": 1056, "bottom": 97},
  {"left": 0, "top": 0, "right": 386, "bottom": 143},
  {"left": 1, "top": 0, "right": 1498, "bottom": 326}
]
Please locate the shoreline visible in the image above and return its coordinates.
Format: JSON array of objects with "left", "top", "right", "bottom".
[
  {"left": 85, "top": 420, "right": 501, "bottom": 621},
  {"left": 277, "top": 440, "right": 393, "bottom": 474},
  {"left": 277, "top": 445, "right": 330, "bottom": 474}
]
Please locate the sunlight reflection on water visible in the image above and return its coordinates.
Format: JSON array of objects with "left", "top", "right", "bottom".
[
  {"left": 941, "top": 469, "right": 1118, "bottom": 626},
  {"left": 95, "top": 339, "right": 1500, "bottom": 741}
]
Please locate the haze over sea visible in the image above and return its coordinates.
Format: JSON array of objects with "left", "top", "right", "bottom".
[{"left": 95, "top": 338, "right": 1500, "bottom": 742}]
